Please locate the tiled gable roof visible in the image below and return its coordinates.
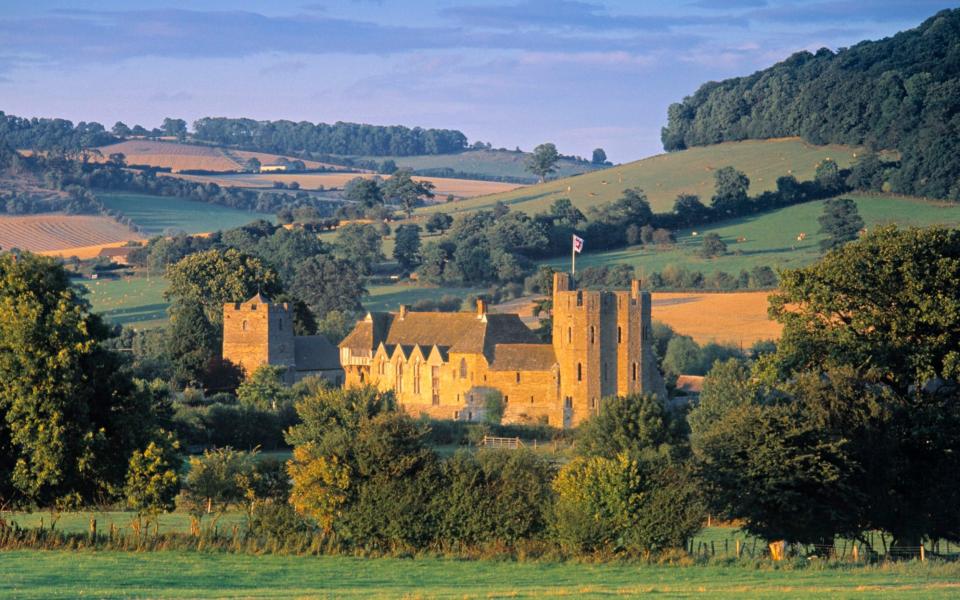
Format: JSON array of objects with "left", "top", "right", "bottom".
[
  {"left": 341, "top": 310, "right": 540, "bottom": 361},
  {"left": 489, "top": 344, "right": 557, "bottom": 371}
]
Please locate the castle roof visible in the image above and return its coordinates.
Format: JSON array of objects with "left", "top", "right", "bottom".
[
  {"left": 488, "top": 344, "right": 557, "bottom": 371},
  {"left": 293, "top": 335, "right": 340, "bottom": 372},
  {"left": 340, "top": 310, "right": 539, "bottom": 362},
  {"left": 244, "top": 292, "right": 271, "bottom": 305}
]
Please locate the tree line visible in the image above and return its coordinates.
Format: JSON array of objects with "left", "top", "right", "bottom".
[
  {"left": 660, "top": 9, "right": 960, "bottom": 200},
  {"left": 191, "top": 117, "right": 468, "bottom": 157}
]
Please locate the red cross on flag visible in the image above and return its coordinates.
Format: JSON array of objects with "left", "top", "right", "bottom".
[{"left": 572, "top": 234, "right": 585, "bottom": 254}]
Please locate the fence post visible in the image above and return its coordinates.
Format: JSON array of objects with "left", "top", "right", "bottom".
[
  {"left": 725, "top": 539, "right": 729, "bottom": 557},
  {"left": 711, "top": 541, "right": 716, "bottom": 557},
  {"left": 920, "top": 544, "right": 925, "bottom": 562},
  {"left": 852, "top": 543, "right": 859, "bottom": 562},
  {"left": 736, "top": 539, "right": 741, "bottom": 558}
]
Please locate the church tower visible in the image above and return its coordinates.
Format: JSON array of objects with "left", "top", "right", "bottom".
[
  {"left": 222, "top": 293, "right": 296, "bottom": 381},
  {"left": 551, "top": 273, "right": 665, "bottom": 427}
]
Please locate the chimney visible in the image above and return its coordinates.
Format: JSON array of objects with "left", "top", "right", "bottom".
[
  {"left": 631, "top": 279, "right": 642, "bottom": 299},
  {"left": 476, "top": 298, "right": 488, "bottom": 319},
  {"left": 398, "top": 305, "right": 408, "bottom": 320}
]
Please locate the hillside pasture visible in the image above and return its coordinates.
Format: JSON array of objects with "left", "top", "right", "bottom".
[
  {"left": 173, "top": 172, "right": 522, "bottom": 198},
  {"left": 421, "top": 138, "right": 865, "bottom": 216},
  {"left": 3, "top": 550, "right": 958, "bottom": 599},
  {"left": 542, "top": 194, "right": 960, "bottom": 278},
  {"left": 97, "top": 192, "right": 272, "bottom": 235},
  {"left": 0, "top": 214, "right": 141, "bottom": 253},
  {"left": 93, "top": 140, "right": 345, "bottom": 172},
  {"left": 81, "top": 276, "right": 168, "bottom": 329},
  {"left": 352, "top": 148, "right": 601, "bottom": 181}
]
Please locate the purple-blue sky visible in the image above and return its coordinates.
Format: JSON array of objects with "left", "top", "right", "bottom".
[{"left": 0, "top": 1, "right": 953, "bottom": 161}]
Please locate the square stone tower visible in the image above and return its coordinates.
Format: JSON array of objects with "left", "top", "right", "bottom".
[
  {"left": 222, "top": 293, "right": 296, "bottom": 381},
  {"left": 551, "top": 273, "right": 666, "bottom": 426}
]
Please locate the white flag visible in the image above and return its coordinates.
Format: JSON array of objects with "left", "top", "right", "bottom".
[{"left": 572, "top": 234, "right": 585, "bottom": 254}]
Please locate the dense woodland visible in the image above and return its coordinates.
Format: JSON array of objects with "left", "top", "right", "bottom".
[
  {"left": 191, "top": 117, "right": 468, "bottom": 156},
  {"left": 661, "top": 9, "right": 960, "bottom": 200}
]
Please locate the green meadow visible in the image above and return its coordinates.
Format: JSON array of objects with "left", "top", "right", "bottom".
[
  {"left": 97, "top": 192, "right": 272, "bottom": 235},
  {"left": 1, "top": 549, "right": 957, "bottom": 599},
  {"left": 420, "top": 138, "right": 866, "bottom": 216},
  {"left": 540, "top": 194, "right": 960, "bottom": 277},
  {"left": 353, "top": 148, "right": 600, "bottom": 181}
]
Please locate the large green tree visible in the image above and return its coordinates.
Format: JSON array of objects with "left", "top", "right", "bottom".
[
  {"left": 291, "top": 254, "right": 367, "bottom": 318},
  {"left": 526, "top": 143, "right": 560, "bottom": 183},
  {"left": 382, "top": 170, "right": 435, "bottom": 217},
  {"left": 0, "top": 253, "right": 165, "bottom": 507},
  {"left": 333, "top": 223, "right": 383, "bottom": 275},
  {"left": 817, "top": 197, "right": 864, "bottom": 252},
  {"left": 392, "top": 224, "right": 422, "bottom": 271},
  {"left": 768, "top": 225, "right": 960, "bottom": 391},
  {"left": 711, "top": 167, "right": 750, "bottom": 216}
]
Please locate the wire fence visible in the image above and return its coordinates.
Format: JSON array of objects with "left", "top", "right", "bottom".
[{"left": 688, "top": 533, "right": 960, "bottom": 562}]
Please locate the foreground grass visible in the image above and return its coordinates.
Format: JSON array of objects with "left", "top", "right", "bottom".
[{"left": 2, "top": 550, "right": 958, "bottom": 599}]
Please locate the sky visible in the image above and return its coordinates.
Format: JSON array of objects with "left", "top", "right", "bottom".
[{"left": 0, "top": 1, "right": 954, "bottom": 162}]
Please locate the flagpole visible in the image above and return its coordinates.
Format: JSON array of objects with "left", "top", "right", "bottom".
[{"left": 571, "top": 236, "right": 576, "bottom": 276}]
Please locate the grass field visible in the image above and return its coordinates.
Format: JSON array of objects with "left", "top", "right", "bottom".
[
  {"left": 81, "top": 275, "right": 169, "bottom": 328},
  {"left": 1, "top": 549, "right": 957, "bottom": 599},
  {"left": 97, "top": 192, "right": 272, "bottom": 236},
  {"left": 173, "top": 172, "right": 522, "bottom": 198},
  {"left": 93, "top": 140, "right": 345, "bottom": 172},
  {"left": 542, "top": 194, "right": 960, "bottom": 277},
  {"left": 82, "top": 279, "right": 484, "bottom": 329},
  {"left": 0, "top": 214, "right": 141, "bottom": 253},
  {"left": 420, "top": 138, "right": 866, "bottom": 216},
  {"left": 352, "top": 148, "right": 601, "bottom": 181}
]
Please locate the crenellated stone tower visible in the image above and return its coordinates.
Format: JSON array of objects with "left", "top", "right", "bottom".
[
  {"left": 222, "top": 293, "right": 296, "bottom": 382},
  {"left": 551, "top": 273, "right": 666, "bottom": 427}
]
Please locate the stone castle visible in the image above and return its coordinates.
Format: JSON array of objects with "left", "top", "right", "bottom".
[
  {"left": 222, "top": 293, "right": 343, "bottom": 384},
  {"left": 339, "top": 274, "right": 666, "bottom": 428}
]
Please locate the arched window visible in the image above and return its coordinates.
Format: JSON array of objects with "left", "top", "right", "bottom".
[
  {"left": 567, "top": 327, "right": 572, "bottom": 343},
  {"left": 515, "top": 372, "right": 521, "bottom": 383},
  {"left": 395, "top": 362, "right": 404, "bottom": 393},
  {"left": 459, "top": 358, "right": 468, "bottom": 379},
  {"left": 589, "top": 326, "right": 595, "bottom": 344},
  {"left": 413, "top": 360, "right": 421, "bottom": 394},
  {"left": 241, "top": 320, "right": 248, "bottom": 331},
  {"left": 577, "top": 362, "right": 582, "bottom": 382},
  {"left": 617, "top": 326, "right": 622, "bottom": 343}
]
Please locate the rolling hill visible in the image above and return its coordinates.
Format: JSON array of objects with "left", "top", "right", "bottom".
[
  {"left": 93, "top": 140, "right": 350, "bottom": 173},
  {"left": 418, "top": 138, "right": 864, "bottom": 216},
  {"left": 539, "top": 193, "right": 960, "bottom": 277},
  {"left": 0, "top": 214, "right": 141, "bottom": 254},
  {"left": 350, "top": 149, "right": 602, "bottom": 182}
]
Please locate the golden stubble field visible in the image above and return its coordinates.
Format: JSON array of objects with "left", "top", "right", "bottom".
[
  {"left": 92, "top": 140, "right": 349, "bottom": 172},
  {"left": 652, "top": 291, "right": 781, "bottom": 346},
  {"left": 0, "top": 215, "right": 142, "bottom": 255}
]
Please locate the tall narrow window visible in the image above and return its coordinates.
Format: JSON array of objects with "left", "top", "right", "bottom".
[
  {"left": 459, "top": 358, "right": 468, "bottom": 379},
  {"left": 617, "top": 326, "right": 622, "bottom": 343},
  {"left": 431, "top": 366, "right": 440, "bottom": 405},
  {"left": 395, "top": 362, "right": 404, "bottom": 394},
  {"left": 632, "top": 362, "right": 638, "bottom": 381},
  {"left": 567, "top": 327, "right": 572, "bottom": 343},
  {"left": 242, "top": 320, "right": 248, "bottom": 331},
  {"left": 577, "top": 362, "right": 582, "bottom": 382},
  {"left": 413, "top": 360, "right": 421, "bottom": 394},
  {"left": 515, "top": 372, "right": 521, "bottom": 383},
  {"left": 589, "top": 326, "right": 595, "bottom": 344}
]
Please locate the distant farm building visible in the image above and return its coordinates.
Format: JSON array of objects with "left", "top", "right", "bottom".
[
  {"left": 259, "top": 164, "right": 289, "bottom": 173},
  {"left": 97, "top": 246, "right": 137, "bottom": 266}
]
